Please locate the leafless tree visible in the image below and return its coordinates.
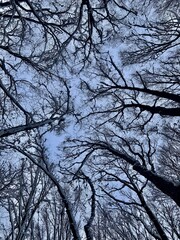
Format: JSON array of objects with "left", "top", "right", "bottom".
[
  {"left": 0, "top": 1, "right": 179, "bottom": 239},
  {"left": 58, "top": 1, "right": 179, "bottom": 238},
  {"left": 0, "top": 159, "right": 52, "bottom": 239},
  {"left": 73, "top": 0, "right": 180, "bottom": 207}
]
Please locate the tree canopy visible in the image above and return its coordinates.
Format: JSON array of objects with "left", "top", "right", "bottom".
[{"left": 0, "top": 1, "right": 179, "bottom": 239}]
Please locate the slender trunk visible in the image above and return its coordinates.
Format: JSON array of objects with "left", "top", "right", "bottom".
[
  {"left": 137, "top": 191, "right": 169, "bottom": 240},
  {"left": 11, "top": 147, "right": 81, "bottom": 240},
  {"left": 0, "top": 118, "right": 63, "bottom": 138}
]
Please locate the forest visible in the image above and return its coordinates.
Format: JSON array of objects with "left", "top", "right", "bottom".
[{"left": 0, "top": 0, "right": 179, "bottom": 239}]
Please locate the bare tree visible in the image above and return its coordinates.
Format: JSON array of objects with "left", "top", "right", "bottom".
[
  {"left": 0, "top": 159, "right": 52, "bottom": 239},
  {"left": 72, "top": 0, "right": 180, "bottom": 207},
  {"left": 0, "top": 1, "right": 179, "bottom": 239},
  {"left": 57, "top": 1, "right": 179, "bottom": 238}
]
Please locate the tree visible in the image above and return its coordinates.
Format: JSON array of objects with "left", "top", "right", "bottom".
[
  {"left": 0, "top": 1, "right": 138, "bottom": 238},
  {"left": 0, "top": 1, "right": 179, "bottom": 239},
  {"left": 59, "top": 1, "right": 180, "bottom": 238},
  {"left": 73, "top": 0, "right": 180, "bottom": 205},
  {"left": 0, "top": 158, "right": 51, "bottom": 239}
]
